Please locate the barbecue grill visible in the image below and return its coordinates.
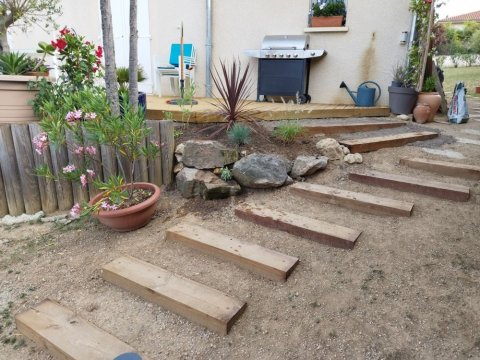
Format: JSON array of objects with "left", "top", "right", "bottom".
[{"left": 245, "top": 35, "right": 327, "bottom": 103}]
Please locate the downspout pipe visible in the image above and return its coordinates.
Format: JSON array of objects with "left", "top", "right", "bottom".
[{"left": 205, "top": 0, "right": 213, "bottom": 97}]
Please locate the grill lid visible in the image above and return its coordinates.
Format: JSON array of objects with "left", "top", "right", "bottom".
[{"left": 261, "top": 35, "right": 310, "bottom": 50}]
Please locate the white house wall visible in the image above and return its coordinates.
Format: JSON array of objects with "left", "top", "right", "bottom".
[{"left": 8, "top": 0, "right": 412, "bottom": 106}]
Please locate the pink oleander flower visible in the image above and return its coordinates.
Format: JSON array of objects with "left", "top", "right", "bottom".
[
  {"left": 84, "top": 112, "right": 97, "bottom": 120},
  {"left": 32, "top": 132, "right": 49, "bottom": 155},
  {"left": 84, "top": 146, "right": 97, "bottom": 155},
  {"left": 80, "top": 174, "right": 87, "bottom": 187},
  {"left": 74, "top": 146, "right": 84, "bottom": 155},
  {"left": 100, "top": 201, "right": 118, "bottom": 211},
  {"left": 69, "top": 203, "right": 81, "bottom": 218},
  {"left": 86, "top": 169, "right": 95, "bottom": 178},
  {"left": 74, "top": 110, "right": 83, "bottom": 119},
  {"left": 62, "top": 164, "right": 76, "bottom": 173},
  {"left": 150, "top": 140, "right": 163, "bottom": 148}
]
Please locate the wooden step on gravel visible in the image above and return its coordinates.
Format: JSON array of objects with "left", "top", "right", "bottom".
[
  {"left": 349, "top": 170, "right": 470, "bottom": 202},
  {"left": 400, "top": 157, "right": 480, "bottom": 180},
  {"left": 166, "top": 222, "right": 299, "bottom": 282},
  {"left": 290, "top": 182, "right": 414, "bottom": 217},
  {"left": 102, "top": 256, "right": 246, "bottom": 335},
  {"left": 15, "top": 299, "right": 141, "bottom": 360},
  {"left": 302, "top": 120, "right": 406, "bottom": 135},
  {"left": 235, "top": 204, "right": 361, "bottom": 250},
  {"left": 339, "top": 131, "right": 438, "bottom": 152}
]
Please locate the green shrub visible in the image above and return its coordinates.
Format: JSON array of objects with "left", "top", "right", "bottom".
[
  {"left": 220, "top": 167, "right": 232, "bottom": 181},
  {"left": 227, "top": 123, "right": 251, "bottom": 145},
  {"left": 0, "top": 52, "right": 31, "bottom": 75},
  {"left": 272, "top": 121, "right": 305, "bottom": 143},
  {"left": 422, "top": 76, "right": 436, "bottom": 92}
]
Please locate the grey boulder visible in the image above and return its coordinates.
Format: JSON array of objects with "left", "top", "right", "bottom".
[
  {"left": 176, "top": 167, "right": 241, "bottom": 200},
  {"left": 291, "top": 155, "right": 328, "bottom": 178},
  {"left": 232, "top": 153, "right": 291, "bottom": 188},
  {"left": 182, "top": 140, "right": 238, "bottom": 169}
]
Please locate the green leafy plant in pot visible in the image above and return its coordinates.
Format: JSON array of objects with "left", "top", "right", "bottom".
[
  {"left": 34, "top": 87, "right": 162, "bottom": 231},
  {"left": 417, "top": 76, "right": 441, "bottom": 122},
  {"left": 116, "top": 66, "right": 147, "bottom": 110}
]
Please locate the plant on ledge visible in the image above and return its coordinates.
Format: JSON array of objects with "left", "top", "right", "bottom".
[{"left": 311, "top": 0, "right": 346, "bottom": 27}]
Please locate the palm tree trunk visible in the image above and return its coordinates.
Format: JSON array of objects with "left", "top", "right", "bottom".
[
  {"left": 128, "top": 0, "right": 138, "bottom": 109},
  {"left": 99, "top": 0, "right": 120, "bottom": 117}
]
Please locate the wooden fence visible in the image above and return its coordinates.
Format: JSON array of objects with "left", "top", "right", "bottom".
[{"left": 0, "top": 120, "right": 175, "bottom": 216}]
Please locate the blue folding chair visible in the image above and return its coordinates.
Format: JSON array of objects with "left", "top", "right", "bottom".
[{"left": 154, "top": 43, "right": 196, "bottom": 97}]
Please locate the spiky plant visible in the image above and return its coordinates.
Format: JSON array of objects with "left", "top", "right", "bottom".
[{"left": 210, "top": 59, "right": 255, "bottom": 133}]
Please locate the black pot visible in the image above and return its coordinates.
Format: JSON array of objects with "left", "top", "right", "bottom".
[
  {"left": 138, "top": 91, "right": 147, "bottom": 111},
  {"left": 390, "top": 81, "right": 403, "bottom": 87},
  {"left": 388, "top": 86, "right": 418, "bottom": 115}
]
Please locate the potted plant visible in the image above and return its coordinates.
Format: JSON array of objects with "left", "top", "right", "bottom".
[
  {"left": 32, "top": 28, "right": 161, "bottom": 231},
  {"left": 0, "top": 51, "right": 49, "bottom": 123},
  {"left": 417, "top": 76, "right": 441, "bottom": 122},
  {"left": 388, "top": 66, "right": 418, "bottom": 115},
  {"left": 34, "top": 88, "right": 162, "bottom": 231},
  {"left": 116, "top": 66, "right": 147, "bottom": 110},
  {"left": 311, "top": 0, "right": 346, "bottom": 27}
]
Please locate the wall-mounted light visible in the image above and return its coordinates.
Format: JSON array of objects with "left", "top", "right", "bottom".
[{"left": 400, "top": 31, "right": 409, "bottom": 45}]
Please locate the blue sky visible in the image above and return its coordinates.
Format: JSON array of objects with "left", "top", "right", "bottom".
[{"left": 436, "top": 0, "right": 479, "bottom": 20}]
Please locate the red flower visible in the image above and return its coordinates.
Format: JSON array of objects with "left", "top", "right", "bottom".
[
  {"left": 56, "top": 38, "right": 67, "bottom": 51},
  {"left": 51, "top": 40, "right": 57, "bottom": 49},
  {"left": 60, "top": 27, "right": 70, "bottom": 36},
  {"left": 95, "top": 45, "right": 103, "bottom": 58},
  {"left": 85, "top": 41, "right": 91, "bottom": 45},
  {"left": 92, "top": 67, "right": 98, "bottom": 73}
]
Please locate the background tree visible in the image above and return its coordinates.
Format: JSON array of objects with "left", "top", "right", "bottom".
[
  {"left": 128, "top": 0, "right": 138, "bottom": 109},
  {"left": 99, "top": 0, "right": 120, "bottom": 117},
  {"left": 0, "top": 0, "right": 61, "bottom": 52}
]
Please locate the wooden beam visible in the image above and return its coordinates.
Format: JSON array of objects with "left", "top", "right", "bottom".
[
  {"left": 349, "top": 169, "right": 470, "bottom": 202},
  {"left": 400, "top": 157, "right": 480, "bottom": 180},
  {"left": 290, "top": 182, "right": 414, "bottom": 217},
  {"left": 166, "top": 222, "right": 299, "bottom": 282},
  {"left": 102, "top": 256, "right": 246, "bottom": 335},
  {"left": 234, "top": 204, "right": 361, "bottom": 250},
  {"left": 339, "top": 131, "right": 438, "bottom": 153},
  {"left": 15, "top": 299, "right": 141, "bottom": 360},
  {"left": 432, "top": 60, "right": 448, "bottom": 114},
  {"left": 301, "top": 120, "right": 406, "bottom": 135}
]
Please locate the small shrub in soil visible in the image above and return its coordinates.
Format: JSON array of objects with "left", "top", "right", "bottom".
[
  {"left": 272, "top": 121, "right": 305, "bottom": 143},
  {"left": 227, "top": 123, "right": 252, "bottom": 145},
  {"left": 220, "top": 166, "right": 233, "bottom": 181}
]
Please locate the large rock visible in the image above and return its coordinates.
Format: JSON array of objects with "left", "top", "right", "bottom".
[
  {"left": 182, "top": 140, "right": 238, "bottom": 169},
  {"left": 291, "top": 155, "right": 328, "bottom": 178},
  {"left": 176, "top": 167, "right": 241, "bottom": 199},
  {"left": 232, "top": 153, "right": 291, "bottom": 188},
  {"left": 315, "top": 138, "right": 344, "bottom": 160}
]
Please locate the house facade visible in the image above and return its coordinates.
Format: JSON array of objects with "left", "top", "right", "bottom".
[{"left": 8, "top": 0, "right": 413, "bottom": 106}]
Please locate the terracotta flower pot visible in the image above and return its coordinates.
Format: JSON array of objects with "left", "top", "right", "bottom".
[
  {"left": 311, "top": 15, "right": 344, "bottom": 27},
  {"left": 413, "top": 103, "right": 431, "bottom": 124},
  {"left": 89, "top": 182, "right": 161, "bottom": 232},
  {"left": 417, "top": 92, "right": 441, "bottom": 122}
]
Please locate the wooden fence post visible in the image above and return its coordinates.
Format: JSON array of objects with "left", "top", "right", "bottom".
[
  {"left": 0, "top": 166, "right": 8, "bottom": 216},
  {"left": 49, "top": 142, "right": 74, "bottom": 211},
  {"left": 11, "top": 124, "right": 42, "bottom": 214},
  {"left": 65, "top": 130, "right": 89, "bottom": 204},
  {"left": 0, "top": 125, "right": 25, "bottom": 215},
  {"left": 101, "top": 145, "right": 118, "bottom": 182},
  {"left": 29, "top": 123, "right": 58, "bottom": 213},
  {"left": 146, "top": 120, "right": 162, "bottom": 186},
  {"left": 82, "top": 128, "right": 103, "bottom": 199},
  {"left": 160, "top": 120, "right": 175, "bottom": 186}
]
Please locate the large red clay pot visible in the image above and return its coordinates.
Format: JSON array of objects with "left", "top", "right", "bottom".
[
  {"left": 89, "top": 182, "right": 161, "bottom": 232},
  {"left": 418, "top": 92, "right": 441, "bottom": 122}
]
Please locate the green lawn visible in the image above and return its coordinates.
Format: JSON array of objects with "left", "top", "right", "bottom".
[{"left": 442, "top": 66, "right": 480, "bottom": 97}]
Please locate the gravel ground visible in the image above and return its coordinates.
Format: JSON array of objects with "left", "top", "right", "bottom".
[{"left": 1, "top": 99, "right": 480, "bottom": 360}]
